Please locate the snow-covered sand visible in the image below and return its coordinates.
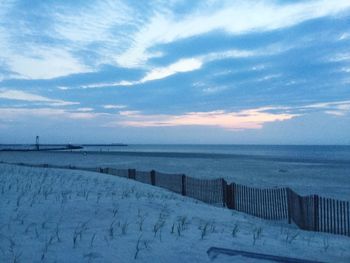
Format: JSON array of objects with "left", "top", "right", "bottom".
[{"left": 1, "top": 164, "right": 349, "bottom": 262}]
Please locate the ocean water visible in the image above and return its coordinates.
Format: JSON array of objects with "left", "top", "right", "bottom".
[{"left": 78, "top": 144, "right": 350, "bottom": 163}]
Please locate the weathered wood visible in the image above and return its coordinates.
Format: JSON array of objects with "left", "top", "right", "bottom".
[
  {"left": 341, "top": 201, "right": 344, "bottom": 235},
  {"left": 222, "top": 179, "right": 227, "bottom": 207},
  {"left": 321, "top": 197, "right": 325, "bottom": 232},
  {"left": 150, "top": 170, "right": 156, "bottom": 186},
  {"left": 314, "top": 195, "right": 319, "bottom": 231},
  {"left": 128, "top": 168, "right": 136, "bottom": 180},
  {"left": 253, "top": 187, "right": 257, "bottom": 217},
  {"left": 346, "top": 202, "right": 350, "bottom": 236},
  {"left": 248, "top": 186, "right": 252, "bottom": 215},
  {"left": 327, "top": 198, "right": 330, "bottom": 233},
  {"left": 287, "top": 188, "right": 292, "bottom": 224},
  {"left": 332, "top": 199, "right": 336, "bottom": 234},
  {"left": 336, "top": 200, "right": 340, "bottom": 234},
  {"left": 181, "top": 174, "right": 186, "bottom": 196}
]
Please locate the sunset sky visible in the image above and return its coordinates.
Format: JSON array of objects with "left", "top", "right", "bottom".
[{"left": 0, "top": 0, "right": 350, "bottom": 144}]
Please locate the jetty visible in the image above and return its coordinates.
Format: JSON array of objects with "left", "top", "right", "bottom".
[{"left": 0, "top": 136, "right": 83, "bottom": 152}]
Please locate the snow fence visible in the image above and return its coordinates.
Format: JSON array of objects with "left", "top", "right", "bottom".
[{"left": 3, "top": 161, "right": 350, "bottom": 237}]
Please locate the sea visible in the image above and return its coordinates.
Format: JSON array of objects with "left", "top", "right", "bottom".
[{"left": 78, "top": 144, "right": 350, "bottom": 163}]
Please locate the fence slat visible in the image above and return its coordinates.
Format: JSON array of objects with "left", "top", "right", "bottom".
[
  {"left": 253, "top": 188, "right": 258, "bottom": 217},
  {"left": 341, "top": 201, "right": 344, "bottom": 235},
  {"left": 345, "top": 202, "right": 350, "bottom": 236}
]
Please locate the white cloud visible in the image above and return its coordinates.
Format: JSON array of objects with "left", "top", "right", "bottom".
[
  {"left": 7, "top": 48, "right": 91, "bottom": 79},
  {"left": 303, "top": 100, "right": 350, "bottom": 109},
  {"left": 81, "top": 58, "right": 203, "bottom": 88},
  {"left": 2, "top": 0, "right": 348, "bottom": 80},
  {"left": 302, "top": 100, "right": 350, "bottom": 116},
  {"left": 202, "top": 85, "right": 229, "bottom": 94},
  {"left": 325, "top": 110, "right": 346, "bottom": 116},
  {"left": 141, "top": 58, "right": 202, "bottom": 82},
  {"left": 1, "top": 0, "right": 349, "bottom": 80},
  {"left": 103, "top": 104, "right": 127, "bottom": 109},
  {"left": 256, "top": 74, "right": 282, "bottom": 82},
  {"left": 340, "top": 67, "right": 350, "bottom": 73},
  {"left": 0, "top": 107, "right": 106, "bottom": 121},
  {"left": 78, "top": 47, "right": 262, "bottom": 89},
  {"left": 0, "top": 2, "right": 90, "bottom": 79},
  {"left": 0, "top": 0, "right": 132, "bottom": 79},
  {"left": 81, "top": 80, "right": 135, "bottom": 89},
  {"left": 76, "top": 107, "right": 94, "bottom": 112},
  {"left": 117, "top": 0, "right": 350, "bottom": 67},
  {"left": 52, "top": 0, "right": 132, "bottom": 45},
  {"left": 112, "top": 107, "right": 298, "bottom": 130},
  {"left": 339, "top": 32, "right": 350, "bottom": 40},
  {"left": 107, "top": 100, "right": 350, "bottom": 130},
  {"left": 329, "top": 52, "right": 350, "bottom": 62},
  {"left": 0, "top": 89, "right": 79, "bottom": 106},
  {"left": 336, "top": 104, "right": 350, "bottom": 111},
  {"left": 119, "top": 110, "right": 142, "bottom": 116},
  {"left": 57, "top": 86, "right": 69, "bottom": 90}
]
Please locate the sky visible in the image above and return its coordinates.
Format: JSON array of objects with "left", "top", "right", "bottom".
[{"left": 0, "top": 0, "right": 350, "bottom": 145}]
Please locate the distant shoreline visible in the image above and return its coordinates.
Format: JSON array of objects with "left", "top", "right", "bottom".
[{"left": 1, "top": 149, "right": 350, "bottom": 165}]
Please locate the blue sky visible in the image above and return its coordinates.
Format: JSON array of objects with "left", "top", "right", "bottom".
[{"left": 0, "top": 0, "right": 350, "bottom": 144}]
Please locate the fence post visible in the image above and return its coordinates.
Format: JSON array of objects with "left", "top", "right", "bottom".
[
  {"left": 128, "top": 169, "right": 136, "bottom": 180},
  {"left": 150, "top": 170, "right": 156, "bottom": 186},
  {"left": 181, "top": 174, "right": 186, "bottom": 196},
  {"left": 287, "top": 188, "right": 292, "bottom": 224},
  {"left": 347, "top": 202, "right": 350, "bottom": 237},
  {"left": 222, "top": 179, "right": 227, "bottom": 207},
  {"left": 313, "top": 194, "right": 319, "bottom": 232},
  {"left": 226, "top": 183, "right": 235, "bottom": 210},
  {"left": 232, "top": 183, "right": 236, "bottom": 210}
]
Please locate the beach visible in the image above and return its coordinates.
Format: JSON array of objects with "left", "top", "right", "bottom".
[
  {"left": 1, "top": 145, "right": 349, "bottom": 200},
  {"left": 1, "top": 162, "right": 349, "bottom": 263}
]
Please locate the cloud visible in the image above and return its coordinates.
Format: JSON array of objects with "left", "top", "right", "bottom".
[
  {"left": 0, "top": 0, "right": 132, "bottom": 79},
  {"left": 301, "top": 100, "right": 350, "bottom": 116},
  {"left": 0, "top": 89, "right": 79, "bottom": 106},
  {"left": 303, "top": 100, "right": 350, "bottom": 109},
  {"left": 119, "top": 110, "right": 142, "bottom": 116},
  {"left": 79, "top": 80, "right": 135, "bottom": 89},
  {"left": 76, "top": 107, "right": 94, "bottom": 112},
  {"left": 141, "top": 58, "right": 202, "bottom": 82},
  {"left": 202, "top": 85, "right": 229, "bottom": 94},
  {"left": 103, "top": 104, "right": 127, "bottom": 109},
  {"left": 117, "top": 0, "right": 350, "bottom": 67},
  {"left": 2, "top": 0, "right": 348, "bottom": 80},
  {"left": 328, "top": 52, "right": 350, "bottom": 62},
  {"left": 112, "top": 107, "right": 298, "bottom": 130},
  {"left": 77, "top": 46, "right": 270, "bottom": 89},
  {"left": 0, "top": 2, "right": 90, "bottom": 79},
  {"left": 339, "top": 67, "right": 350, "bottom": 73},
  {"left": 7, "top": 48, "right": 91, "bottom": 79},
  {"left": 107, "top": 100, "right": 350, "bottom": 130},
  {"left": 339, "top": 32, "right": 350, "bottom": 40},
  {"left": 255, "top": 74, "right": 282, "bottom": 82},
  {"left": 0, "top": 107, "right": 105, "bottom": 121},
  {"left": 325, "top": 110, "right": 346, "bottom": 116},
  {"left": 52, "top": 0, "right": 133, "bottom": 45},
  {"left": 80, "top": 58, "right": 203, "bottom": 88}
]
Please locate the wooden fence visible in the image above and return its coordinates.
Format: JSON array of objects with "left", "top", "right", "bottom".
[
  {"left": 228, "top": 184, "right": 288, "bottom": 220},
  {"left": 318, "top": 196, "right": 350, "bottom": 236},
  {"left": 2, "top": 161, "right": 350, "bottom": 237}
]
